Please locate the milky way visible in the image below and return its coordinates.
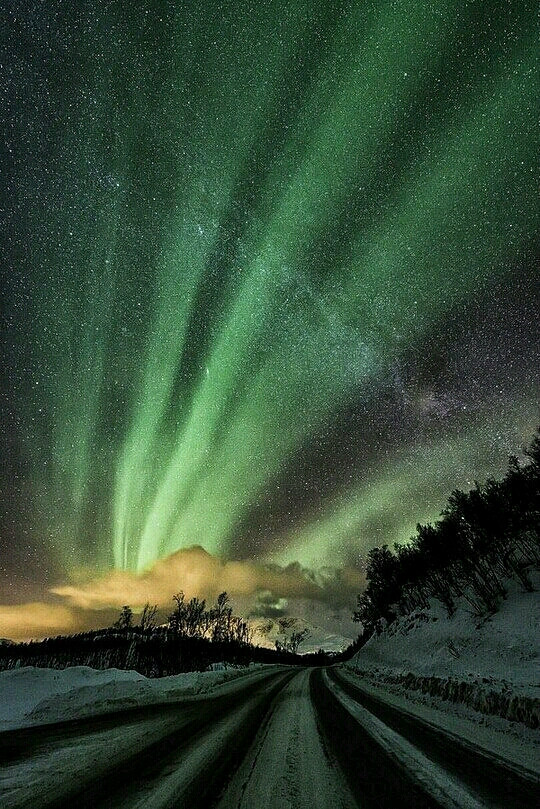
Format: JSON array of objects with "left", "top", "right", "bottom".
[{"left": 1, "top": 1, "right": 538, "bottom": 635}]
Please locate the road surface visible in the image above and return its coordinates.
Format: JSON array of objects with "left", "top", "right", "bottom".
[{"left": 0, "top": 666, "right": 537, "bottom": 809}]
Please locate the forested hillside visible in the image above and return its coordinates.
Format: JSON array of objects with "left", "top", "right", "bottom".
[{"left": 354, "top": 427, "right": 540, "bottom": 637}]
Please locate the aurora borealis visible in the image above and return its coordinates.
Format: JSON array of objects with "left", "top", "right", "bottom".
[{"left": 1, "top": 1, "right": 539, "bottom": 645}]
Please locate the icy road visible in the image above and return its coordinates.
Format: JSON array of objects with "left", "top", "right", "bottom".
[{"left": 0, "top": 667, "right": 537, "bottom": 809}]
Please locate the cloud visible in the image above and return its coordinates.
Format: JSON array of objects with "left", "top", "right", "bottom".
[
  {"left": 249, "top": 590, "right": 289, "bottom": 619},
  {"left": 248, "top": 598, "right": 359, "bottom": 652},
  {"left": 0, "top": 547, "right": 364, "bottom": 642},
  {"left": 0, "top": 602, "right": 77, "bottom": 640},
  {"left": 52, "top": 546, "right": 364, "bottom": 611}
]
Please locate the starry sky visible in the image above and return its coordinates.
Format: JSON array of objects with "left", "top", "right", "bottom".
[{"left": 1, "top": 1, "right": 538, "bottom": 646}]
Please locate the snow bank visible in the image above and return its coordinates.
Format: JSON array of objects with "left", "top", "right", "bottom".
[
  {"left": 348, "top": 670, "right": 540, "bottom": 728},
  {"left": 346, "top": 576, "right": 540, "bottom": 728},
  {"left": 0, "top": 663, "right": 271, "bottom": 731}
]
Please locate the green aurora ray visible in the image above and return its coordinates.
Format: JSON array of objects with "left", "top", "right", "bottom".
[{"left": 1, "top": 0, "right": 538, "bottom": 594}]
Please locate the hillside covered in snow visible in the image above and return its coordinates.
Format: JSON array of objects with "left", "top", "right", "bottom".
[{"left": 342, "top": 575, "right": 539, "bottom": 773}]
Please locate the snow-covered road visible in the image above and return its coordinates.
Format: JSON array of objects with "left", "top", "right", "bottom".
[
  {"left": 0, "top": 667, "right": 294, "bottom": 809},
  {"left": 215, "top": 668, "right": 355, "bottom": 809},
  {"left": 0, "top": 666, "right": 538, "bottom": 809}
]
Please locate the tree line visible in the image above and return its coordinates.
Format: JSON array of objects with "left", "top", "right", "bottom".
[
  {"left": 114, "top": 593, "right": 311, "bottom": 654},
  {"left": 257, "top": 616, "right": 311, "bottom": 654},
  {"left": 0, "top": 590, "right": 320, "bottom": 675},
  {"left": 354, "top": 427, "right": 540, "bottom": 639},
  {"left": 113, "top": 590, "right": 253, "bottom": 646}
]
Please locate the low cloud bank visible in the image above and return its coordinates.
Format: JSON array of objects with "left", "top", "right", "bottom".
[
  {"left": 0, "top": 547, "right": 364, "bottom": 642},
  {"left": 0, "top": 603, "right": 77, "bottom": 639},
  {"left": 52, "top": 546, "right": 364, "bottom": 611}
]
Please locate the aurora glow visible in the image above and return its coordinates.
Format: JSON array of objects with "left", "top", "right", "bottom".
[{"left": 1, "top": 0, "right": 538, "bottom": 640}]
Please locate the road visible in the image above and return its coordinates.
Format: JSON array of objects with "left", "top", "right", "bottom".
[{"left": 0, "top": 666, "right": 537, "bottom": 809}]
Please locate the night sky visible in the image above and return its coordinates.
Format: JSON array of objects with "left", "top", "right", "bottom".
[{"left": 1, "top": 1, "right": 538, "bottom": 646}]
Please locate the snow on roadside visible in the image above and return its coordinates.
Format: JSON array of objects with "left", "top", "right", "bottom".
[
  {"left": 349, "top": 575, "right": 539, "bottom": 687},
  {"left": 325, "top": 671, "right": 486, "bottom": 809},
  {"left": 0, "top": 663, "right": 275, "bottom": 732},
  {"left": 343, "top": 575, "right": 540, "bottom": 773},
  {"left": 337, "top": 664, "right": 540, "bottom": 776}
]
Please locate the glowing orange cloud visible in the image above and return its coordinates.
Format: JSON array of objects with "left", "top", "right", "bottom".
[
  {"left": 0, "top": 548, "right": 364, "bottom": 641},
  {"left": 52, "top": 546, "right": 363, "bottom": 610},
  {"left": 0, "top": 603, "right": 77, "bottom": 640}
]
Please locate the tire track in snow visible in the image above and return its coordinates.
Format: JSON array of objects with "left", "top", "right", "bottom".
[{"left": 214, "top": 668, "right": 356, "bottom": 809}]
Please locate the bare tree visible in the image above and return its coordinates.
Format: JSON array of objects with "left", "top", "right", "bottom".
[
  {"left": 231, "top": 616, "right": 252, "bottom": 645},
  {"left": 139, "top": 602, "right": 158, "bottom": 631},
  {"left": 185, "top": 597, "right": 206, "bottom": 637},
  {"left": 114, "top": 605, "right": 133, "bottom": 631},
  {"left": 275, "top": 616, "right": 295, "bottom": 652},
  {"left": 274, "top": 617, "right": 310, "bottom": 654},
  {"left": 288, "top": 628, "right": 310, "bottom": 654},
  {"left": 168, "top": 591, "right": 188, "bottom": 634},
  {"left": 210, "top": 591, "right": 231, "bottom": 642}
]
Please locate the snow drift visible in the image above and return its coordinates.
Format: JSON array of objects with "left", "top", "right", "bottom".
[{"left": 346, "top": 576, "right": 540, "bottom": 728}]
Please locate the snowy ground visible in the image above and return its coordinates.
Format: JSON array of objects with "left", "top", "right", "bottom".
[
  {"left": 343, "top": 574, "right": 540, "bottom": 774},
  {"left": 0, "top": 657, "right": 537, "bottom": 807},
  {"left": 0, "top": 578, "right": 538, "bottom": 806},
  {"left": 0, "top": 662, "right": 276, "bottom": 732},
  {"left": 215, "top": 668, "right": 356, "bottom": 809}
]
